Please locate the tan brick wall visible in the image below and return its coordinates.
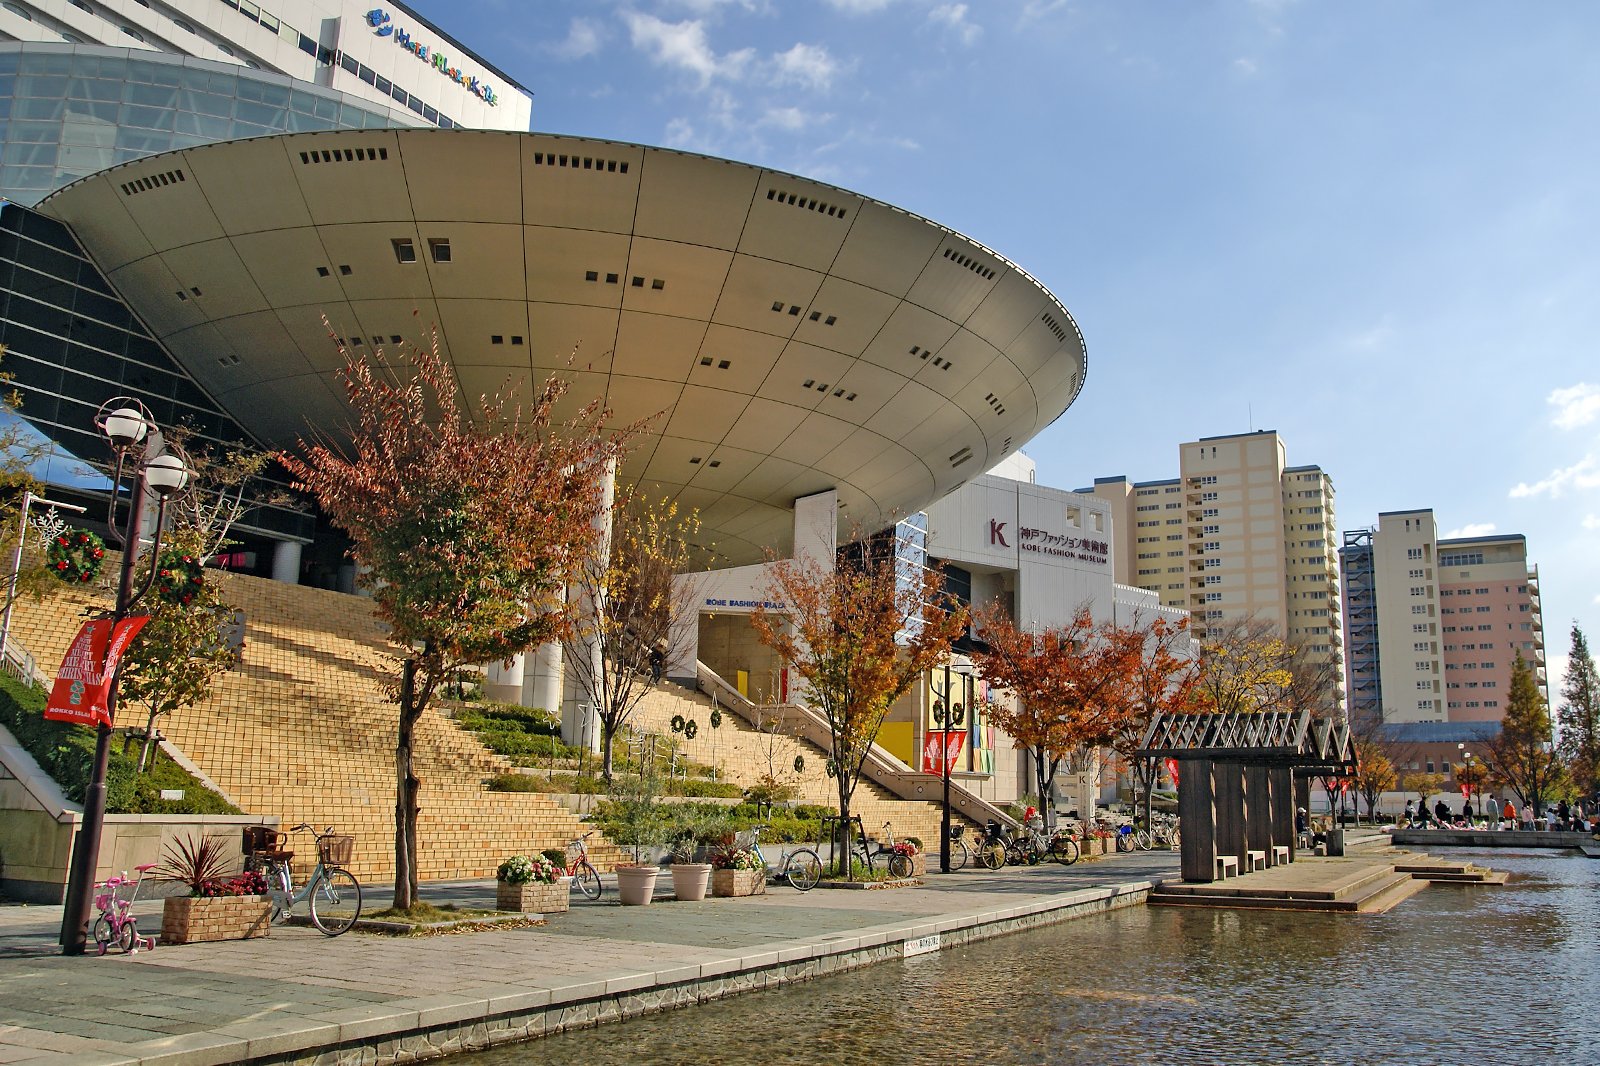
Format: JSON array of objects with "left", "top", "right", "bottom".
[{"left": 159, "top": 895, "right": 271, "bottom": 943}]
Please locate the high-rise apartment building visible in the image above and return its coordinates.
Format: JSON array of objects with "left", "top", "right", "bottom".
[
  {"left": 1339, "top": 509, "right": 1546, "bottom": 728},
  {"left": 1089, "top": 429, "right": 1344, "bottom": 714}
]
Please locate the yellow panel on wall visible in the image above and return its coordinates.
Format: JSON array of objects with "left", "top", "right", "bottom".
[
  {"left": 879, "top": 722, "right": 914, "bottom": 767},
  {"left": 736, "top": 670, "right": 748, "bottom": 698}
]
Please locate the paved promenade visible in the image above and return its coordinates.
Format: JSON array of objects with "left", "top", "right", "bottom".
[{"left": 0, "top": 850, "right": 1178, "bottom": 1066}]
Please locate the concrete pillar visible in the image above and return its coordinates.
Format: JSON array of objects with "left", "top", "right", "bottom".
[
  {"left": 1270, "top": 766, "right": 1296, "bottom": 859},
  {"left": 485, "top": 654, "right": 524, "bottom": 704},
  {"left": 1214, "top": 761, "right": 1247, "bottom": 871},
  {"left": 525, "top": 640, "right": 562, "bottom": 715},
  {"left": 270, "top": 540, "right": 302, "bottom": 584},
  {"left": 1245, "top": 764, "right": 1273, "bottom": 860}
]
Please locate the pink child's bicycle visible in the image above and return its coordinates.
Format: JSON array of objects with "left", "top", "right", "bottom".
[{"left": 92, "top": 863, "right": 158, "bottom": 955}]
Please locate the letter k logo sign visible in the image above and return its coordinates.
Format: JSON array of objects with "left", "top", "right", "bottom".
[{"left": 989, "top": 520, "right": 1009, "bottom": 547}]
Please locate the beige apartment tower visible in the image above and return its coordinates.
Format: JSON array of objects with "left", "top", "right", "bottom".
[{"left": 1090, "top": 430, "right": 1344, "bottom": 715}]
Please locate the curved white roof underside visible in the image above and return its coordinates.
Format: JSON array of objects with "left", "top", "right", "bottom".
[{"left": 40, "top": 130, "right": 1086, "bottom": 564}]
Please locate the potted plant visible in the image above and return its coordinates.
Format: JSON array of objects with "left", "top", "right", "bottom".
[
  {"left": 897, "top": 836, "right": 926, "bottom": 878},
  {"left": 667, "top": 808, "right": 719, "bottom": 902},
  {"left": 710, "top": 842, "right": 766, "bottom": 897},
  {"left": 496, "top": 853, "right": 569, "bottom": 914},
  {"left": 157, "top": 833, "right": 272, "bottom": 944},
  {"left": 607, "top": 759, "right": 669, "bottom": 906}
]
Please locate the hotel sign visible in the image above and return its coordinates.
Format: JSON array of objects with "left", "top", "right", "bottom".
[{"left": 366, "top": 9, "right": 499, "bottom": 106}]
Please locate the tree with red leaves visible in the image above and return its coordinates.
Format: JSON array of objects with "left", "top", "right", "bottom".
[{"left": 280, "top": 332, "right": 626, "bottom": 909}]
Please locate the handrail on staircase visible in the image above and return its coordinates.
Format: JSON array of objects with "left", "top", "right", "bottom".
[{"left": 693, "top": 660, "right": 1016, "bottom": 830}]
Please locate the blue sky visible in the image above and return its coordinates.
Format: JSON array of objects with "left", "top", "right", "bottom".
[{"left": 411, "top": 0, "right": 1598, "bottom": 692}]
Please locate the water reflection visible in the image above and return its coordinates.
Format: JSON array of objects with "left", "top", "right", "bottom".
[{"left": 470, "top": 851, "right": 1595, "bottom": 1065}]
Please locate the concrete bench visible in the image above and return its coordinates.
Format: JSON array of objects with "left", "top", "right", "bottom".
[
  {"left": 1216, "top": 854, "right": 1239, "bottom": 879},
  {"left": 1271, "top": 844, "right": 1290, "bottom": 866},
  {"left": 1245, "top": 849, "right": 1267, "bottom": 873}
]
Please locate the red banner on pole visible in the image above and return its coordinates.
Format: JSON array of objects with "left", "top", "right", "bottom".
[
  {"left": 922, "top": 730, "right": 967, "bottom": 775},
  {"left": 1165, "top": 757, "right": 1180, "bottom": 787},
  {"left": 44, "top": 616, "right": 150, "bottom": 727}
]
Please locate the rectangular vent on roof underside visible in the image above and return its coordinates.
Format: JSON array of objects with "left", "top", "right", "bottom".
[
  {"left": 765, "top": 187, "right": 849, "bottom": 220},
  {"left": 1040, "top": 312, "right": 1068, "bottom": 343},
  {"left": 533, "top": 151, "right": 629, "bottom": 174},
  {"left": 298, "top": 147, "right": 389, "bottom": 164},
  {"left": 942, "top": 246, "right": 997, "bottom": 281},
  {"left": 120, "top": 169, "right": 186, "bottom": 197},
  {"left": 949, "top": 446, "right": 973, "bottom": 469}
]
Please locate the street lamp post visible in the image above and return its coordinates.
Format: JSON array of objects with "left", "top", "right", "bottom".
[{"left": 57, "top": 400, "right": 188, "bottom": 955}]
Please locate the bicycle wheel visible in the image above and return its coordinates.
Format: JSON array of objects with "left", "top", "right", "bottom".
[
  {"left": 91, "top": 914, "right": 113, "bottom": 952},
  {"left": 1116, "top": 833, "right": 1133, "bottom": 853},
  {"left": 950, "top": 839, "right": 970, "bottom": 872},
  {"left": 1052, "top": 835, "right": 1080, "bottom": 865},
  {"left": 979, "top": 843, "right": 1004, "bottom": 870},
  {"left": 784, "top": 849, "right": 822, "bottom": 891},
  {"left": 887, "top": 852, "right": 913, "bottom": 879},
  {"left": 1134, "top": 829, "right": 1153, "bottom": 851},
  {"left": 309, "top": 868, "right": 362, "bottom": 936},
  {"left": 267, "top": 863, "right": 292, "bottom": 924},
  {"left": 573, "top": 861, "right": 603, "bottom": 901},
  {"left": 117, "top": 918, "right": 139, "bottom": 954}
]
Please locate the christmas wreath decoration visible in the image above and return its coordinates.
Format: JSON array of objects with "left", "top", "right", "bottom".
[
  {"left": 709, "top": 708, "right": 723, "bottom": 729},
  {"left": 46, "top": 529, "right": 105, "bottom": 585},
  {"left": 670, "top": 713, "right": 687, "bottom": 734},
  {"left": 154, "top": 552, "right": 205, "bottom": 606},
  {"left": 683, "top": 719, "right": 698, "bottom": 740},
  {"left": 793, "top": 755, "right": 805, "bottom": 774}
]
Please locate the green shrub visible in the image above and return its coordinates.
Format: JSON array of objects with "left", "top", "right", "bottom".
[
  {"left": 664, "top": 777, "right": 742, "bottom": 798},
  {"left": 0, "top": 671, "right": 238, "bottom": 814}
]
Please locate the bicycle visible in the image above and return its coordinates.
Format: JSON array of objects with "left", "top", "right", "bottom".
[
  {"left": 978, "top": 819, "right": 1010, "bottom": 870},
  {"left": 92, "top": 863, "right": 158, "bottom": 954},
  {"left": 749, "top": 824, "right": 822, "bottom": 891},
  {"left": 877, "top": 821, "right": 917, "bottom": 880},
  {"left": 564, "top": 830, "right": 604, "bottom": 901},
  {"left": 258, "top": 823, "right": 363, "bottom": 936},
  {"left": 1049, "top": 826, "right": 1080, "bottom": 865},
  {"left": 944, "top": 823, "right": 971, "bottom": 871}
]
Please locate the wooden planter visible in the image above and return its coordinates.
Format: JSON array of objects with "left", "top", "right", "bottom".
[
  {"left": 496, "top": 878, "right": 570, "bottom": 914},
  {"left": 160, "top": 895, "right": 271, "bottom": 945},
  {"left": 712, "top": 867, "right": 766, "bottom": 897}
]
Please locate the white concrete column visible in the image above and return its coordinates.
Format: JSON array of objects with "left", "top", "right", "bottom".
[
  {"left": 792, "top": 488, "right": 838, "bottom": 566},
  {"left": 270, "top": 540, "right": 302, "bottom": 584},
  {"left": 525, "top": 640, "right": 563, "bottom": 715},
  {"left": 561, "top": 455, "right": 615, "bottom": 754},
  {"left": 485, "top": 653, "right": 525, "bottom": 704}
]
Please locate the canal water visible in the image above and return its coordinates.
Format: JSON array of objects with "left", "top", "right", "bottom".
[{"left": 471, "top": 850, "right": 1595, "bottom": 1066}]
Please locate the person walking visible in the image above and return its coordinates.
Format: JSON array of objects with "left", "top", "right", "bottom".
[
  {"left": 1404, "top": 799, "right": 1415, "bottom": 827},
  {"left": 1521, "top": 803, "right": 1534, "bottom": 830},
  {"left": 1502, "top": 798, "right": 1516, "bottom": 830},
  {"left": 1434, "top": 799, "right": 1451, "bottom": 826}
]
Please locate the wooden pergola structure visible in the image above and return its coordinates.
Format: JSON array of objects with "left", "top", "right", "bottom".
[{"left": 1137, "top": 711, "right": 1356, "bottom": 882}]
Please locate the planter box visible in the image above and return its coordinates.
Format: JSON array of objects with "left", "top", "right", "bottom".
[
  {"left": 712, "top": 867, "right": 766, "bottom": 897},
  {"left": 908, "top": 852, "right": 927, "bottom": 878},
  {"left": 160, "top": 895, "right": 271, "bottom": 945},
  {"left": 496, "top": 878, "right": 570, "bottom": 914}
]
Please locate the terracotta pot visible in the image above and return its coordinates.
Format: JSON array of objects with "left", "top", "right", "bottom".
[
  {"left": 615, "top": 864, "right": 660, "bottom": 906},
  {"left": 160, "top": 895, "right": 271, "bottom": 944},
  {"left": 670, "top": 863, "right": 712, "bottom": 901},
  {"left": 712, "top": 867, "right": 766, "bottom": 897},
  {"left": 497, "top": 877, "right": 570, "bottom": 914}
]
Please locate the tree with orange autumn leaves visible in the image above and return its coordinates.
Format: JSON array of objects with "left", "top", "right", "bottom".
[
  {"left": 751, "top": 534, "right": 967, "bottom": 879},
  {"left": 972, "top": 605, "right": 1152, "bottom": 827},
  {"left": 1108, "top": 615, "right": 1201, "bottom": 827},
  {"left": 281, "top": 333, "right": 629, "bottom": 909}
]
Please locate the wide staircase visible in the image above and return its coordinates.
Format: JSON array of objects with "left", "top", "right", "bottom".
[
  {"left": 9, "top": 560, "right": 626, "bottom": 883},
  {"left": 630, "top": 682, "right": 968, "bottom": 851}
]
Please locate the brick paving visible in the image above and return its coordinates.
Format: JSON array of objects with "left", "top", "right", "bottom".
[{"left": 0, "top": 851, "right": 1178, "bottom": 1065}]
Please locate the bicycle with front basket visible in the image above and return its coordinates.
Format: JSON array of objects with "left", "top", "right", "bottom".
[{"left": 251, "top": 823, "right": 363, "bottom": 936}]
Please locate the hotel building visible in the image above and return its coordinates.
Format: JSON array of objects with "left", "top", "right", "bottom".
[{"left": 1339, "top": 509, "right": 1547, "bottom": 728}]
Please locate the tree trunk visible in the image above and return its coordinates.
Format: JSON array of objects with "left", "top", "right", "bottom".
[
  {"left": 136, "top": 708, "right": 161, "bottom": 774},
  {"left": 393, "top": 659, "right": 420, "bottom": 911},
  {"left": 836, "top": 779, "right": 855, "bottom": 882},
  {"left": 600, "top": 719, "right": 615, "bottom": 782}
]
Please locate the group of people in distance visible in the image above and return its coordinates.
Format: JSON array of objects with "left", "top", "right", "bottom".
[{"left": 1400, "top": 796, "right": 1596, "bottom": 833}]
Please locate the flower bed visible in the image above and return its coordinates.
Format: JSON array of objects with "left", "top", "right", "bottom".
[
  {"left": 712, "top": 867, "right": 765, "bottom": 897},
  {"left": 496, "top": 878, "right": 570, "bottom": 914}
]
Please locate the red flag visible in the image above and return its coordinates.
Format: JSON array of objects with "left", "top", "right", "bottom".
[
  {"left": 921, "top": 730, "right": 967, "bottom": 774},
  {"left": 1165, "top": 757, "right": 1180, "bottom": 787},
  {"left": 44, "top": 616, "right": 151, "bottom": 727}
]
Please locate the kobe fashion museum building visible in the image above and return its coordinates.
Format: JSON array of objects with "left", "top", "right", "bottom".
[{"left": 0, "top": 1, "right": 1098, "bottom": 785}]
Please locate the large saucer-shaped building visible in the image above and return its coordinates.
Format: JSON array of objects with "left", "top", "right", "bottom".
[{"left": 35, "top": 128, "right": 1086, "bottom": 566}]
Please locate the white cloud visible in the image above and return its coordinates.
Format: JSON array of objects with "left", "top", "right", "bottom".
[
  {"left": 623, "top": 13, "right": 754, "bottom": 87},
  {"left": 824, "top": 0, "right": 896, "bottom": 12},
  {"left": 928, "top": 3, "right": 982, "bottom": 45},
  {"left": 1548, "top": 382, "right": 1600, "bottom": 430},
  {"left": 772, "top": 42, "right": 838, "bottom": 91},
  {"left": 1509, "top": 453, "right": 1600, "bottom": 499},
  {"left": 760, "top": 106, "right": 814, "bottom": 130},
  {"left": 1443, "top": 522, "right": 1497, "bottom": 539},
  {"left": 549, "top": 18, "right": 603, "bottom": 60},
  {"left": 1584, "top": 514, "right": 1600, "bottom": 531},
  {"left": 1232, "top": 58, "right": 1259, "bottom": 76}
]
